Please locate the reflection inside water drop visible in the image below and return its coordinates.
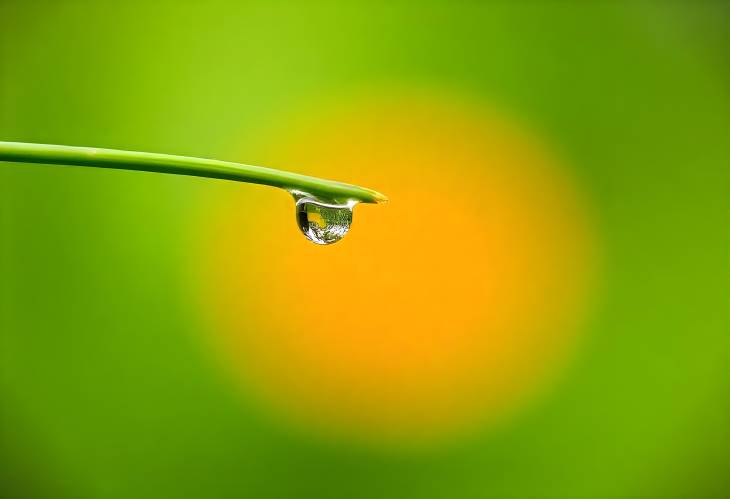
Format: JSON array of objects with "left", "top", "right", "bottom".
[{"left": 292, "top": 192, "right": 355, "bottom": 245}]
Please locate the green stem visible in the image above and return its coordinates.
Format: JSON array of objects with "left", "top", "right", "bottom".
[{"left": 0, "top": 141, "right": 387, "bottom": 204}]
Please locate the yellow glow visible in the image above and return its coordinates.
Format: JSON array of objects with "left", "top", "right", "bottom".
[{"left": 201, "top": 94, "right": 597, "bottom": 448}]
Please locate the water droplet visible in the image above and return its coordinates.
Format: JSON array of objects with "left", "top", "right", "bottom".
[{"left": 292, "top": 192, "right": 355, "bottom": 245}]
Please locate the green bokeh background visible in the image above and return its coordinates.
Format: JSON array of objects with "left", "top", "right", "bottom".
[{"left": 1, "top": 1, "right": 728, "bottom": 498}]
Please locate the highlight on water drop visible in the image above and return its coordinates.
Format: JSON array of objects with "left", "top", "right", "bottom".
[{"left": 292, "top": 191, "right": 356, "bottom": 245}]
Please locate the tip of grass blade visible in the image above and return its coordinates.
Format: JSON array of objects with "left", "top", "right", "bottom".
[{"left": 370, "top": 189, "right": 389, "bottom": 204}]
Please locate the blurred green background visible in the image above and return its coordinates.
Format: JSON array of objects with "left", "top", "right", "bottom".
[{"left": 1, "top": 1, "right": 728, "bottom": 498}]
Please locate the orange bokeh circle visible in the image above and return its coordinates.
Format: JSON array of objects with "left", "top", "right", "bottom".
[{"left": 201, "top": 94, "right": 596, "bottom": 447}]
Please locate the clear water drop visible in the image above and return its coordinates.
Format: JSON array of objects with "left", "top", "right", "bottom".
[{"left": 292, "top": 192, "right": 355, "bottom": 245}]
